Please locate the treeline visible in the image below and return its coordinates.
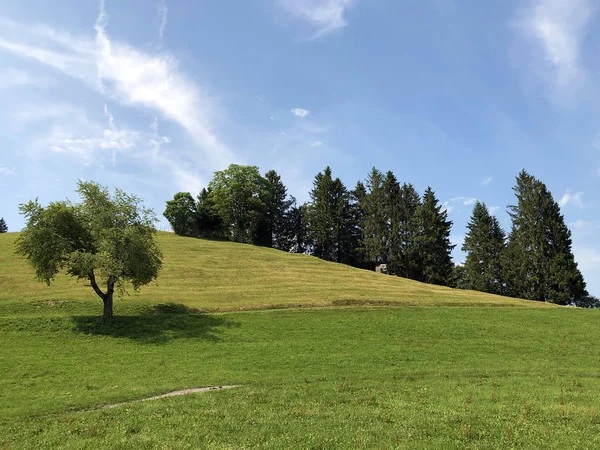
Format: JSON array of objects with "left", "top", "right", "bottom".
[{"left": 164, "top": 164, "right": 594, "bottom": 306}]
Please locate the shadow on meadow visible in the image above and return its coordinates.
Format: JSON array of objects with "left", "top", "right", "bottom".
[{"left": 71, "top": 303, "right": 238, "bottom": 344}]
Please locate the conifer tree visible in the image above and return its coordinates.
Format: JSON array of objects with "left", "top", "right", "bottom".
[
  {"left": 397, "top": 183, "right": 422, "bottom": 279},
  {"left": 307, "top": 167, "right": 357, "bottom": 263},
  {"left": 196, "top": 188, "right": 225, "bottom": 239},
  {"left": 505, "top": 170, "right": 586, "bottom": 304},
  {"left": 360, "top": 168, "right": 388, "bottom": 268},
  {"left": 0, "top": 217, "right": 7, "bottom": 233},
  {"left": 382, "top": 171, "right": 401, "bottom": 274},
  {"left": 257, "top": 170, "right": 293, "bottom": 249},
  {"left": 414, "top": 187, "right": 455, "bottom": 285},
  {"left": 308, "top": 167, "right": 336, "bottom": 260},
  {"left": 462, "top": 201, "right": 506, "bottom": 295},
  {"left": 281, "top": 201, "right": 309, "bottom": 254}
]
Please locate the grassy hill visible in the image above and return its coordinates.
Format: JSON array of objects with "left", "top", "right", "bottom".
[
  {"left": 0, "top": 232, "right": 554, "bottom": 316},
  {"left": 2, "top": 232, "right": 599, "bottom": 449}
]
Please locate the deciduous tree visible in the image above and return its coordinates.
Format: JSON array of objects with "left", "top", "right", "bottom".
[{"left": 16, "top": 181, "right": 162, "bottom": 317}]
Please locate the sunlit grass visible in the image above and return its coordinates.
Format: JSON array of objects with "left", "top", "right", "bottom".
[
  {"left": 1, "top": 232, "right": 594, "bottom": 449},
  {"left": 0, "top": 232, "right": 555, "bottom": 317}
]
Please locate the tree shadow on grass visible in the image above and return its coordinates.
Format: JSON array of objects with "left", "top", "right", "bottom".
[{"left": 71, "top": 303, "right": 239, "bottom": 344}]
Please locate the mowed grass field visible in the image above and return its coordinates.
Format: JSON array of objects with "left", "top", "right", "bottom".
[{"left": 1, "top": 232, "right": 599, "bottom": 449}]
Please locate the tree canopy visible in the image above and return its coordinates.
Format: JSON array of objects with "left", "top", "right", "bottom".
[
  {"left": 16, "top": 181, "right": 162, "bottom": 317},
  {"left": 462, "top": 201, "right": 506, "bottom": 295},
  {"left": 0, "top": 217, "right": 7, "bottom": 233},
  {"left": 504, "top": 170, "right": 586, "bottom": 304}
]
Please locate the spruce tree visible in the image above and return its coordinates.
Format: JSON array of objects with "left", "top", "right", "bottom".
[
  {"left": 414, "top": 187, "right": 455, "bottom": 285},
  {"left": 360, "top": 168, "right": 388, "bottom": 268},
  {"left": 307, "top": 167, "right": 356, "bottom": 263},
  {"left": 196, "top": 188, "right": 225, "bottom": 239},
  {"left": 258, "top": 170, "right": 293, "bottom": 249},
  {"left": 308, "top": 167, "right": 336, "bottom": 260},
  {"left": 281, "top": 201, "right": 309, "bottom": 254},
  {"left": 462, "top": 201, "right": 506, "bottom": 295},
  {"left": 397, "top": 183, "right": 422, "bottom": 279},
  {"left": 505, "top": 170, "right": 586, "bottom": 304},
  {"left": 382, "top": 171, "right": 401, "bottom": 274},
  {"left": 0, "top": 217, "right": 7, "bottom": 233}
]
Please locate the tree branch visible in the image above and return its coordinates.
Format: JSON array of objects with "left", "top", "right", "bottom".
[{"left": 89, "top": 271, "right": 106, "bottom": 300}]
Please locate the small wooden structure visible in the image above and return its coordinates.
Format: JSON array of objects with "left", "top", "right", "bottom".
[{"left": 375, "top": 264, "right": 388, "bottom": 274}]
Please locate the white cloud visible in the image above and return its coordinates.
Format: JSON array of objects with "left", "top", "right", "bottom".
[
  {"left": 441, "top": 202, "right": 454, "bottom": 214},
  {"left": 291, "top": 107, "right": 310, "bottom": 118},
  {"left": 489, "top": 206, "right": 502, "bottom": 215},
  {"left": 515, "top": 0, "right": 593, "bottom": 96},
  {"left": 443, "top": 196, "right": 479, "bottom": 214},
  {"left": 0, "top": 165, "right": 17, "bottom": 176},
  {"left": 13, "top": 103, "right": 84, "bottom": 127},
  {"left": 0, "top": 67, "right": 49, "bottom": 90},
  {"left": 482, "top": 176, "right": 493, "bottom": 185},
  {"left": 558, "top": 189, "right": 584, "bottom": 208},
  {"left": 277, "top": 0, "right": 356, "bottom": 38},
  {"left": 310, "top": 140, "right": 323, "bottom": 147},
  {"left": 450, "top": 196, "right": 478, "bottom": 206},
  {"left": 0, "top": 3, "right": 233, "bottom": 170},
  {"left": 158, "top": 0, "right": 168, "bottom": 42}
]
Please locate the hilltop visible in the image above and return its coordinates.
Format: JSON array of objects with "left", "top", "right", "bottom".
[{"left": 0, "top": 231, "right": 554, "bottom": 316}]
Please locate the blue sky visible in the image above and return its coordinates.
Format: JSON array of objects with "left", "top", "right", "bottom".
[{"left": 0, "top": 0, "right": 598, "bottom": 295}]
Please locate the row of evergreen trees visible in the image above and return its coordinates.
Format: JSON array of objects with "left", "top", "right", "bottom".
[
  {"left": 458, "top": 172, "right": 590, "bottom": 305},
  {"left": 164, "top": 164, "right": 591, "bottom": 305}
]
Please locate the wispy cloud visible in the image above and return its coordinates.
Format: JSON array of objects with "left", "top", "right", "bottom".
[
  {"left": 515, "top": 0, "right": 593, "bottom": 97},
  {"left": 310, "top": 140, "right": 323, "bottom": 147},
  {"left": 489, "top": 206, "right": 502, "bottom": 215},
  {"left": 0, "top": 2, "right": 233, "bottom": 171},
  {"left": 442, "top": 196, "right": 478, "bottom": 214},
  {"left": 291, "top": 107, "right": 310, "bottom": 118},
  {"left": 0, "top": 67, "right": 49, "bottom": 90},
  {"left": 451, "top": 196, "right": 478, "bottom": 206},
  {"left": 277, "top": 0, "right": 356, "bottom": 38},
  {"left": 158, "top": 0, "right": 168, "bottom": 42},
  {"left": 0, "top": 164, "right": 17, "bottom": 176},
  {"left": 482, "top": 176, "right": 493, "bottom": 185},
  {"left": 558, "top": 189, "right": 584, "bottom": 208}
]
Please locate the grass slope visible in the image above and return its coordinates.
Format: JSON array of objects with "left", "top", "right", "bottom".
[
  {"left": 0, "top": 232, "right": 553, "bottom": 316},
  {"left": 2, "top": 232, "right": 598, "bottom": 449}
]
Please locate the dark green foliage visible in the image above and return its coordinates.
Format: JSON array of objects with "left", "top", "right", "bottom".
[
  {"left": 307, "top": 167, "right": 358, "bottom": 264},
  {"left": 504, "top": 170, "right": 586, "bottom": 304},
  {"left": 196, "top": 188, "right": 225, "bottom": 239},
  {"left": 572, "top": 295, "right": 600, "bottom": 309},
  {"left": 209, "top": 164, "right": 267, "bottom": 244},
  {"left": 414, "top": 187, "right": 455, "bottom": 286},
  {"left": 450, "top": 264, "right": 469, "bottom": 289},
  {"left": 163, "top": 192, "right": 198, "bottom": 236},
  {"left": 360, "top": 168, "right": 387, "bottom": 268},
  {"left": 280, "top": 201, "right": 309, "bottom": 253},
  {"left": 0, "top": 217, "right": 7, "bottom": 233},
  {"left": 462, "top": 201, "right": 506, "bottom": 295},
  {"left": 257, "top": 170, "right": 294, "bottom": 249},
  {"left": 15, "top": 181, "right": 162, "bottom": 317},
  {"left": 396, "top": 183, "right": 422, "bottom": 279}
]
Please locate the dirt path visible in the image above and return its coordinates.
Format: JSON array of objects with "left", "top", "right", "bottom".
[{"left": 77, "top": 385, "right": 240, "bottom": 413}]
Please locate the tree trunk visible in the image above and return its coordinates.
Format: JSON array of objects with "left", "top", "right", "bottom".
[
  {"left": 103, "top": 293, "right": 113, "bottom": 318},
  {"left": 89, "top": 271, "right": 115, "bottom": 318},
  {"left": 103, "top": 280, "right": 115, "bottom": 318}
]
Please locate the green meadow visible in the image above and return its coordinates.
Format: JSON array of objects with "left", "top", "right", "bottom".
[{"left": 1, "top": 232, "right": 599, "bottom": 449}]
